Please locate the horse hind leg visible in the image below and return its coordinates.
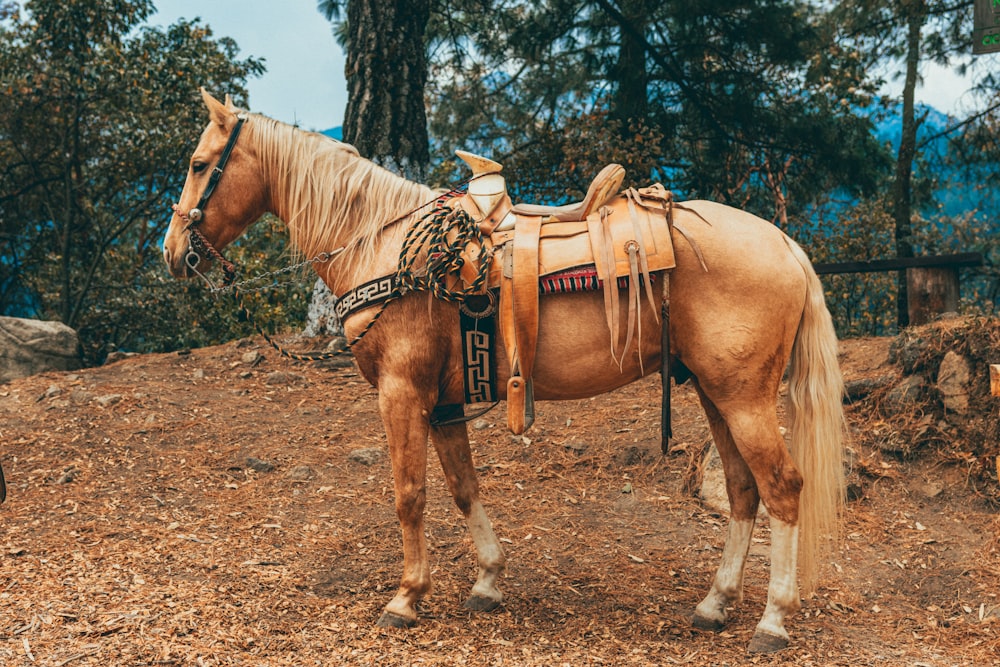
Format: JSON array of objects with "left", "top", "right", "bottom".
[
  {"left": 430, "top": 417, "right": 506, "bottom": 612},
  {"left": 691, "top": 390, "right": 761, "bottom": 633},
  {"left": 692, "top": 390, "right": 804, "bottom": 653},
  {"left": 742, "top": 423, "right": 803, "bottom": 654}
]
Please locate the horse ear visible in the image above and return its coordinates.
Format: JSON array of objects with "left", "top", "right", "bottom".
[
  {"left": 224, "top": 94, "right": 235, "bottom": 110},
  {"left": 200, "top": 87, "right": 233, "bottom": 127}
]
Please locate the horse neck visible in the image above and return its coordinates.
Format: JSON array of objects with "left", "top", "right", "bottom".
[{"left": 255, "top": 122, "right": 434, "bottom": 296}]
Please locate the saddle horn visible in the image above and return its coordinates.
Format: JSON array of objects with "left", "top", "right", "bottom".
[{"left": 456, "top": 150, "right": 507, "bottom": 219}]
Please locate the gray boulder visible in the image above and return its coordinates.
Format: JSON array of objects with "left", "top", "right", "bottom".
[
  {"left": 936, "top": 350, "right": 971, "bottom": 416},
  {"left": 303, "top": 278, "right": 345, "bottom": 337},
  {"left": 0, "top": 316, "right": 81, "bottom": 383}
]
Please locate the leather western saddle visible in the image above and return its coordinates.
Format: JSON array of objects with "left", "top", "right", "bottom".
[{"left": 449, "top": 151, "right": 677, "bottom": 436}]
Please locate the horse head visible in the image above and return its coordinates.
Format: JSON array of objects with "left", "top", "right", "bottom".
[{"left": 163, "top": 89, "right": 267, "bottom": 279}]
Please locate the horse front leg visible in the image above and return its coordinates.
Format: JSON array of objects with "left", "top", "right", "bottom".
[
  {"left": 375, "top": 382, "right": 433, "bottom": 628},
  {"left": 430, "top": 419, "right": 505, "bottom": 612}
]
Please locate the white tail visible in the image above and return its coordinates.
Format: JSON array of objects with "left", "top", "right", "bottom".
[{"left": 784, "top": 236, "right": 846, "bottom": 594}]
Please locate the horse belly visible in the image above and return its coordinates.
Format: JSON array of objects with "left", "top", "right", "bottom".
[{"left": 518, "top": 290, "right": 662, "bottom": 400}]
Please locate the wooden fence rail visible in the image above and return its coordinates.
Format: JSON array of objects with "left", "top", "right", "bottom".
[{"left": 813, "top": 252, "right": 984, "bottom": 326}]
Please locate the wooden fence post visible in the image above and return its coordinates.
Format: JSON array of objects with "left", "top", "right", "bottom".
[{"left": 906, "top": 267, "right": 960, "bottom": 326}]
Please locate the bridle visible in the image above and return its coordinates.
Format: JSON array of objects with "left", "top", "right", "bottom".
[
  {"left": 168, "top": 112, "right": 485, "bottom": 366},
  {"left": 171, "top": 112, "right": 248, "bottom": 284}
]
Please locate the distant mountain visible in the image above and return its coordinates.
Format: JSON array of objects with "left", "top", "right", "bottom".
[
  {"left": 873, "top": 103, "right": 997, "bottom": 219},
  {"left": 321, "top": 127, "right": 343, "bottom": 140}
]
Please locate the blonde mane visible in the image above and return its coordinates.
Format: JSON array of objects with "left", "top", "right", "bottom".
[{"left": 244, "top": 114, "right": 434, "bottom": 284}]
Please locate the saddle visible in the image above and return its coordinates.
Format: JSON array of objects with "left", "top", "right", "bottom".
[{"left": 450, "top": 151, "right": 677, "bottom": 435}]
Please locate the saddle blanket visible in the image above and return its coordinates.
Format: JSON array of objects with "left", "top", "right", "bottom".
[{"left": 538, "top": 265, "right": 654, "bottom": 296}]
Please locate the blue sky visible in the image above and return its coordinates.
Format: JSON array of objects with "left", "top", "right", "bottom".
[
  {"left": 151, "top": 1, "right": 982, "bottom": 132},
  {"left": 152, "top": 0, "right": 348, "bottom": 131}
]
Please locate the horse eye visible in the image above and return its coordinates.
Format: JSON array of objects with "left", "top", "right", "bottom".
[{"left": 191, "top": 162, "right": 208, "bottom": 174}]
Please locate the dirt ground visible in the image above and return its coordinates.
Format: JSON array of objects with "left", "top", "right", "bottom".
[{"left": 1, "top": 332, "right": 998, "bottom": 666}]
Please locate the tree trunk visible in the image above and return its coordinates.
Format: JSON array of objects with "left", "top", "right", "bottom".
[
  {"left": 343, "top": 0, "right": 430, "bottom": 181},
  {"left": 308, "top": 0, "right": 432, "bottom": 337},
  {"left": 891, "top": 0, "right": 925, "bottom": 330},
  {"left": 611, "top": 0, "right": 649, "bottom": 134}
]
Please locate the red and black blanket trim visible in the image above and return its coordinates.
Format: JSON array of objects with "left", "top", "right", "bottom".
[{"left": 539, "top": 265, "right": 655, "bottom": 295}]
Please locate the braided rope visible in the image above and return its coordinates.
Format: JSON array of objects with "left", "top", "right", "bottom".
[
  {"left": 231, "top": 283, "right": 346, "bottom": 361},
  {"left": 341, "top": 204, "right": 494, "bottom": 348},
  {"left": 397, "top": 205, "right": 493, "bottom": 301}
]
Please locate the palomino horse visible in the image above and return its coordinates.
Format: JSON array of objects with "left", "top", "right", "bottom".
[{"left": 163, "top": 90, "right": 845, "bottom": 653}]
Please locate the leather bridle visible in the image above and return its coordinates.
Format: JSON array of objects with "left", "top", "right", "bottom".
[{"left": 172, "top": 113, "right": 248, "bottom": 282}]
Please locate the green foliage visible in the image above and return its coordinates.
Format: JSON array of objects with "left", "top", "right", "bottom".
[
  {"left": 425, "top": 0, "right": 891, "bottom": 220},
  {"left": 789, "top": 198, "right": 898, "bottom": 337},
  {"left": 0, "top": 0, "right": 271, "bottom": 363},
  {"left": 786, "top": 195, "right": 1000, "bottom": 338},
  {"left": 82, "top": 215, "right": 309, "bottom": 359}
]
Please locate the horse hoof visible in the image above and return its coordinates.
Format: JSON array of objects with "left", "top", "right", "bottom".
[
  {"left": 464, "top": 594, "right": 502, "bottom": 613},
  {"left": 690, "top": 612, "right": 726, "bottom": 632},
  {"left": 376, "top": 611, "right": 416, "bottom": 629},
  {"left": 747, "top": 630, "right": 788, "bottom": 654}
]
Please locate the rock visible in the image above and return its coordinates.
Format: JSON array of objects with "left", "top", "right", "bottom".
[
  {"left": 936, "top": 351, "right": 970, "bottom": 415},
  {"left": 304, "top": 279, "right": 345, "bottom": 337},
  {"left": 472, "top": 419, "right": 492, "bottom": 431},
  {"left": 887, "top": 333, "right": 925, "bottom": 374},
  {"left": 0, "top": 316, "right": 81, "bottom": 383},
  {"left": 348, "top": 448, "right": 383, "bottom": 466},
  {"left": 96, "top": 394, "right": 123, "bottom": 407},
  {"left": 241, "top": 350, "right": 264, "bottom": 366},
  {"left": 844, "top": 374, "right": 896, "bottom": 402},
  {"left": 264, "top": 371, "right": 305, "bottom": 385},
  {"left": 104, "top": 351, "right": 137, "bottom": 365},
  {"left": 699, "top": 443, "right": 730, "bottom": 515},
  {"left": 919, "top": 480, "right": 944, "bottom": 499},
  {"left": 699, "top": 442, "right": 767, "bottom": 517},
  {"left": 70, "top": 389, "right": 93, "bottom": 404},
  {"left": 286, "top": 465, "right": 315, "bottom": 480},
  {"left": 324, "top": 336, "right": 348, "bottom": 354},
  {"left": 884, "top": 375, "right": 924, "bottom": 412},
  {"left": 246, "top": 457, "right": 275, "bottom": 473}
]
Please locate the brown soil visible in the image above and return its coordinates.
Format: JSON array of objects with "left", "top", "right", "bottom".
[{"left": 0, "top": 333, "right": 998, "bottom": 666}]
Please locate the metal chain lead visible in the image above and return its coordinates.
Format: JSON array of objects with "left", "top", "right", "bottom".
[{"left": 208, "top": 248, "right": 344, "bottom": 294}]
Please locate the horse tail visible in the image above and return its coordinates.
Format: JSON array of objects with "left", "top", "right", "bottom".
[{"left": 784, "top": 236, "right": 846, "bottom": 595}]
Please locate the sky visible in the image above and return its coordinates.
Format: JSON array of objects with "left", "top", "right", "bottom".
[
  {"left": 151, "top": 1, "right": 982, "bottom": 132},
  {"left": 151, "top": 0, "right": 349, "bottom": 132}
]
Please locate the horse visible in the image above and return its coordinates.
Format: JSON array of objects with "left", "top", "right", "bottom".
[{"left": 162, "top": 89, "right": 845, "bottom": 654}]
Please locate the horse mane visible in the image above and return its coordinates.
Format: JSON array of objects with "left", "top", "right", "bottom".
[{"left": 244, "top": 114, "right": 433, "bottom": 283}]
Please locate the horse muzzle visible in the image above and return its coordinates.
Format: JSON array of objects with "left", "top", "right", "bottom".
[{"left": 163, "top": 237, "right": 207, "bottom": 279}]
